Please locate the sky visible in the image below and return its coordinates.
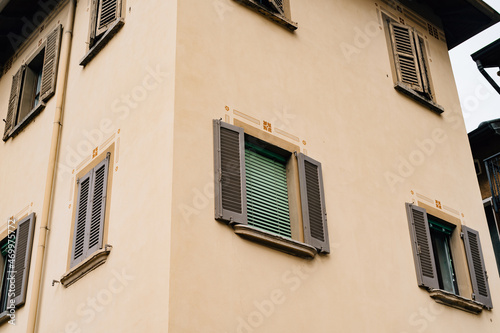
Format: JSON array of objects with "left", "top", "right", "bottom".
[{"left": 449, "top": 0, "right": 500, "bottom": 133}]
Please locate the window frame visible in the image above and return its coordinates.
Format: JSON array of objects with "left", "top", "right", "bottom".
[
  {"left": 383, "top": 17, "right": 444, "bottom": 114},
  {"left": 213, "top": 119, "right": 329, "bottom": 258},
  {"left": 79, "top": 0, "right": 125, "bottom": 67},
  {"left": 233, "top": 0, "right": 298, "bottom": 31},
  {"left": 2, "top": 25, "right": 61, "bottom": 141}
]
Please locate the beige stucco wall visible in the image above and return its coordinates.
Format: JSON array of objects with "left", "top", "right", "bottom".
[{"left": 168, "top": 0, "right": 500, "bottom": 332}]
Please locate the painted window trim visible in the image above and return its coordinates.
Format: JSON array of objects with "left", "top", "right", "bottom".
[
  {"left": 60, "top": 247, "right": 111, "bottom": 287},
  {"left": 233, "top": 0, "right": 298, "bottom": 31}
]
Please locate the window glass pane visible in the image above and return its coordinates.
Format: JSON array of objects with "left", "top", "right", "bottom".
[{"left": 245, "top": 145, "right": 291, "bottom": 238}]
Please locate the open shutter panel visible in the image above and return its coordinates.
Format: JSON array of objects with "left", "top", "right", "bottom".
[
  {"left": 297, "top": 153, "right": 329, "bottom": 253},
  {"left": 213, "top": 119, "right": 247, "bottom": 225},
  {"left": 70, "top": 170, "right": 93, "bottom": 268},
  {"left": 40, "top": 25, "right": 62, "bottom": 102},
  {"left": 10, "top": 213, "right": 35, "bottom": 307},
  {"left": 269, "top": 0, "right": 284, "bottom": 15},
  {"left": 462, "top": 226, "right": 493, "bottom": 309},
  {"left": 89, "top": 0, "right": 99, "bottom": 47},
  {"left": 87, "top": 155, "right": 109, "bottom": 254},
  {"left": 3, "top": 66, "right": 24, "bottom": 140},
  {"left": 96, "top": 0, "right": 121, "bottom": 36},
  {"left": 389, "top": 22, "right": 424, "bottom": 92},
  {"left": 405, "top": 203, "right": 439, "bottom": 289},
  {"left": 413, "top": 35, "right": 431, "bottom": 95}
]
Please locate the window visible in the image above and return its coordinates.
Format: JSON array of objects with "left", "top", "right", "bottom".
[
  {"left": 0, "top": 214, "right": 36, "bottom": 323},
  {"left": 385, "top": 19, "right": 444, "bottom": 114},
  {"left": 70, "top": 154, "right": 110, "bottom": 268},
  {"left": 406, "top": 203, "right": 493, "bottom": 311},
  {"left": 3, "top": 26, "right": 61, "bottom": 141},
  {"left": 213, "top": 120, "right": 329, "bottom": 258},
  {"left": 233, "top": 0, "right": 297, "bottom": 31},
  {"left": 80, "top": 0, "right": 124, "bottom": 66}
]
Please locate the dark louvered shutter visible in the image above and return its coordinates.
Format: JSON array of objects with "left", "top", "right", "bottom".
[
  {"left": 89, "top": 0, "right": 99, "bottom": 47},
  {"left": 3, "top": 66, "right": 24, "bottom": 141},
  {"left": 213, "top": 119, "right": 247, "bottom": 225},
  {"left": 389, "top": 22, "right": 423, "bottom": 92},
  {"left": 10, "top": 213, "right": 35, "bottom": 307},
  {"left": 40, "top": 25, "right": 62, "bottom": 102},
  {"left": 96, "top": 0, "right": 121, "bottom": 36},
  {"left": 87, "top": 156, "right": 109, "bottom": 254},
  {"left": 297, "top": 153, "right": 329, "bottom": 253},
  {"left": 462, "top": 226, "right": 493, "bottom": 309},
  {"left": 71, "top": 170, "right": 93, "bottom": 268},
  {"left": 405, "top": 203, "right": 439, "bottom": 289},
  {"left": 269, "top": 0, "right": 284, "bottom": 15}
]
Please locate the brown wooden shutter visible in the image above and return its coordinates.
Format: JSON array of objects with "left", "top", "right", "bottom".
[
  {"left": 297, "top": 153, "right": 329, "bottom": 253},
  {"left": 89, "top": 0, "right": 99, "bottom": 47},
  {"left": 40, "top": 25, "right": 62, "bottom": 102},
  {"left": 71, "top": 170, "right": 93, "bottom": 268},
  {"left": 3, "top": 66, "right": 24, "bottom": 141},
  {"left": 405, "top": 203, "right": 439, "bottom": 289},
  {"left": 87, "top": 155, "right": 109, "bottom": 254},
  {"left": 414, "top": 35, "right": 431, "bottom": 95},
  {"left": 213, "top": 119, "right": 247, "bottom": 225},
  {"left": 96, "top": 0, "right": 122, "bottom": 36},
  {"left": 462, "top": 226, "right": 493, "bottom": 309},
  {"left": 389, "top": 22, "right": 424, "bottom": 92},
  {"left": 10, "top": 213, "right": 35, "bottom": 308}
]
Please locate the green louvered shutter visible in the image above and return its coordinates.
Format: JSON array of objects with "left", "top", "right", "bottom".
[
  {"left": 462, "top": 226, "right": 493, "bottom": 309},
  {"left": 245, "top": 143, "right": 291, "bottom": 238},
  {"left": 405, "top": 203, "right": 439, "bottom": 290}
]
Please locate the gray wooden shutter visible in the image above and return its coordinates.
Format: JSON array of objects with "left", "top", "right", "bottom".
[
  {"left": 96, "top": 0, "right": 121, "bottom": 36},
  {"left": 89, "top": 0, "right": 99, "bottom": 47},
  {"left": 10, "top": 213, "right": 35, "bottom": 307},
  {"left": 213, "top": 119, "right": 247, "bottom": 225},
  {"left": 389, "top": 22, "right": 424, "bottom": 92},
  {"left": 297, "top": 153, "right": 329, "bottom": 253},
  {"left": 87, "top": 155, "right": 109, "bottom": 255},
  {"left": 462, "top": 226, "right": 493, "bottom": 309},
  {"left": 71, "top": 170, "right": 93, "bottom": 268},
  {"left": 405, "top": 203, "right": 439, "bottom": 289},
  {"left": 40, "top": 25, "right": 62, "bottom": 102},
  {"left": 3, "top": 66, "right": 24, "bottom": 141}
]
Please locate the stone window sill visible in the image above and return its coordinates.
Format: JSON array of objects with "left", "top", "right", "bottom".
[
  {"left": 233, "top": 0, "right": 298, "bottom": 31},
  {"left": 233, "top": 224, "right": 317, "bottom": 259},
  {"left": 429, "top": 289, "right": 486, "bottom": 314},
  {"left": 60, "top": 247, "right": 111, "bottom": 287},
  {"left": 395, "top": 82, "right": 444, "bottom": 115},
  {"left": 3, "top": 102, "right": 45, "bottom": 141},
  {"left": 0, "top": 311, "right": 12, "bottom": 325},
  {"left": 79, "top": 19, "right": 124, "bottom": 67}
]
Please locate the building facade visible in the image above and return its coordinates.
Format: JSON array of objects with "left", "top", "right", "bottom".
[{"left": 0, "top": 0, "right": 499, "bottom": 332}]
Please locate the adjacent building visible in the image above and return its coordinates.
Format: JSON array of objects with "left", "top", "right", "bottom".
[{"left": 0, "top": 0, "right": 499, "bottom": 332}]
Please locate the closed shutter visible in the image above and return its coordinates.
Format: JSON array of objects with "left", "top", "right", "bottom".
[
  {"left": 213, "top": 119, "right": 247, "bottom": 225},
  {"left": 245, "top": 145, "right": 291, "bottom": 238},
  {"left": 3, "top": 66, "right": 24, "bottom": 141},
  {"left": 389, "top": 22, "right": 423, "bottom": 92},
  {"left": 405, "top": 203, "right": 439, "bottom": 289},
  {"left": 87, "top": 157, "right": 109, "bottom": 254},
  {"left": 297, "top": 153, "right": 329, "bottom": 253},
  {"left": 10, "top": 213, "right": 35, "bottom": 307},
  {"left": 70, "top": 155, "right": 109, "bottom": 268},
  {"left": 71, "top": 170, "right": 93, "bottom": 268},
  {"left": 40, "top": 25, "right": 62, "bottom": 102},
  {"left": 96, "top": 0, "right": 121, "bottom": 36},
  {"left": 462, "top": 226, "right": 493, "bottom": 309}
]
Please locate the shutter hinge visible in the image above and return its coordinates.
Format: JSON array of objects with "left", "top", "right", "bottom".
[
  {"left": 76, "top": 177, "right": 80, "bottom": 184},
  {"left": 2, "top": 119, "right": 5, "bottom": 123},
  {"left": 106, "top": 152, "right": 111, "bottom": 160},
  {"left": 471, "top": 293, "right": 476, "bottom": 300},
  {"left": 460, "top": 232, "right": 464, "bottom": 239}
]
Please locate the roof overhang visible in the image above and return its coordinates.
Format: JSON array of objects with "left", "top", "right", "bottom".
[
  {"left": 471, "top": 38, "right": 500, "bottom": 94},
  {"left": 469, "top": 118, "right": 500, "bottom": 142},
  {"left": 399, "top": 0, "right": 500, "bottom": 50}
]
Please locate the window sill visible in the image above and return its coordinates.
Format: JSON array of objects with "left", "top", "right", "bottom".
[
  {"left": 79, "top": 19, "right": 125, "bottom": 67},
  {"left": 3, "top": 102, "right": 46, "bottom": 142},
  {"left": 233, "top": 0, "right": 298, "bottom": 31},
  {"left": 0, "top": 311, "right": 11, "bottom": 325},
  {"left": 429, "top": 289, "right": 485, "bottom": 314},
  {"left": 60, "top": 247, "right": 111, "bottom": 287},
  {"left": 233, "top": 224, "right": 317, "bottom": 259},
  {"left": 394, "top": 82, "right": 444, "bottom": 115}
]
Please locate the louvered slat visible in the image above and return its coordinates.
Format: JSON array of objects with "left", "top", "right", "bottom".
[
  {"left": 304, "top": 161, "right": 324, "bottom": 241},
  {"left": 40, "top": 25, "right": 61, "bottom": 102},
  {"left": 246, "top": 149, "right": 291, "bottom": 238},
  {"left": 405, "top": 204, "right": 439, "bottom": 290},
  {"left": 71, "top": 175, "right": 91, "bottom": 267},
  {"left": 96, "top": 0, "right": 120, "bottom": 35},
  {"left": 3, "top": 66, "right": 24, "bottom": 140},
  {"left": 390, "top": 22, "right": 423, "bottom": 92},
  {"left": 462, "top": 226, "right": 492, "bottom": 309},
  {"left": 221, "top": 128, "right": 243, "bottom": 214},
  {"left": 88, "top": 163, "right": 106, "bottom": 250}
]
